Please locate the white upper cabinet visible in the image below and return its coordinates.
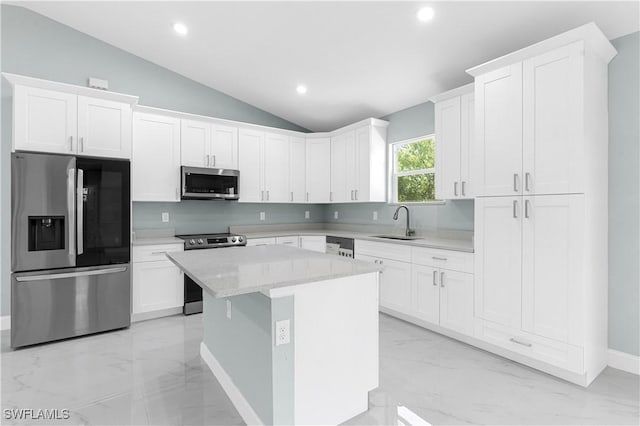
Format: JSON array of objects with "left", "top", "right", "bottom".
[
  {"left": 13, "top": 84, "right": 132, "bottom": 159},
  {"left": 238, "top": 128, "right": 264, "bottom": 202},
  {"left": 14, "top": 86, "right": 77, "bottom": 155},
  {"left": 522, "top": 43, "right": 583, "bottom": 195},
  {"left": 433, "top": 85, "right": 474, "bottom": 200},
  {"left": 180, "top": 119, "right": 211, "bottom": 167},
  {"left": 474, "top": 64, "right": 524, "bottom": 197},
  {"left": 289, "top": 136, "right": 306, "bottom": 203},
  {"left": 263, "top": 132, "right": 290, "bottom": 202},
  {"left": 181, "top": 120, "right": 238, "bottom": 169},
  {"left": 330, "top": 130, "right": 355, "bottom": 202},
  {"left": 132, "top": 112, "right": 181, "bottom": 202},
  {"left": 211, "top": 124, "right": 239, "bottom": 169},
  {"left": 306, "top": 137, "right": 331, "bottom": 203},
  {"left": 77, "top": 96, "right": 132, "bottom": 159}
]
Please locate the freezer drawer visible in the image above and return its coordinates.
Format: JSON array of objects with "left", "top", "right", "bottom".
[{"left": 11, "top": 265, "right": 131, "bottom": 348}]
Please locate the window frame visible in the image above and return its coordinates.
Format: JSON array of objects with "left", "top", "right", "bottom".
[{"left": 388, "top": 135, "right": 444, "bottom": 205}]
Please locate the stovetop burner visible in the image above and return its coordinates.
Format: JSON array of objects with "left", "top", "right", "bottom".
[{"left": 176, "top": 232, "right": 246, "bottom": 250}]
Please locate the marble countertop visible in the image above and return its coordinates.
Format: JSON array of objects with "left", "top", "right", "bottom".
[
  {"left": 132, "top": 236, "right": 184, "bottom": 246},
  {"left": 241, "top": 229, "right": 474, "bottom": 252},
  {"left": 166, "top": 245, "right": 381, "bottom": 298}
]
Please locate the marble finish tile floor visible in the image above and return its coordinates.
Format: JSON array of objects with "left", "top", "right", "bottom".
[{"left": 1, "top": 313, "right": 638, "bottom": 425}]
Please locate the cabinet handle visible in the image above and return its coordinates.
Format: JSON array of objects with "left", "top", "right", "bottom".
[
  {"left": 513, "top": 200, "right": 518, "bottom": 218},
  {"left": 290, "top": 192, "right": 294, "bottom": 202},
  {"left": 350, "top": 190, "right": 354, "bottom": 200},
  {"left": 461, "top": 181, "right": 466, "bottom": 196},
  {"left": 355, "top": 189, "right": 358, "bottom": 200},
  {"left": 440, "top": 272, "right": 445, "bottom": 287},
  {"left": 525, "top": 199, "right": 531, "bottom": 219},
  {"left": 525, "top": 172, "right": 531, "bottom": 192},
  {"left": 379, "top": 259, "right": 384, "bottom": 265},
  {"left": 306, "top": 192, "right": 309, "bottom": 202},
  {"left": 431, "top": 256, "right": 447, "bottom": 261},
  {"left": 151, "top": 251, "right": 167, "bottom": 255},
  {"left": 330, "top": 192, "right": 333, "bottom": 202},
  {"left": 212, "top": 155, "right": 216, "bottom": 166},
  {"left": 510, "top": 337, "right": 532, "bottom": 348},
  {"left": 513, "top": 173, "right": 519, "bottom": 192},
  {"left": 206, "top": 154, "right": 210, "bottom": 166},
  {"left": 79, "top": 137, "right": 84, "bottom": 152},
  {"left": 69, "top": 136, "right": 74, "bottom": 152},
  {"left": 266, "top": 190, "right": 270, "bottom": 201},
  {"left": 454, "top": 182, "right": 458, "bottom": 196},
  {"left": 261, "top": 190, "right": 264, "bottom": 201},
  {"left": 432, "top": 270, "right": 438, "bottom": 286}
]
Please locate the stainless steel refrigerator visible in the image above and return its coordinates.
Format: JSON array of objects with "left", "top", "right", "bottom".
[{"left": 11, "top": 152, "right": 131, "bottom": 348}]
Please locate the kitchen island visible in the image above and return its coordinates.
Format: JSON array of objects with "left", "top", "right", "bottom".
[{"left": 166, "top": 245, "right": 380, "bottom": 425}]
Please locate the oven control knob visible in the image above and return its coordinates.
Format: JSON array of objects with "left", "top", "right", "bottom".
[
  {"left": 238, "top": 236, "right": 244, "bottom": 242},
  {"left": 189, "top": 239, "right": 196, "bottom": 245},
  {"left": 197, "top": 239, "right": 204, "bottom": 245},
  {"left": 231, "top": 237, "right": 237, "bottom": 243}
]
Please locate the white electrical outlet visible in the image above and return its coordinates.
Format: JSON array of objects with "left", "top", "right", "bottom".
[
  {"left": 305, "top": 211, "right": 310, "bottom": 219},
  {"left": 334, "top": 211, "right": 339, "bottom": 219},
  {"left": 260, "top": 212, "right": 266, "bottom": 221},
  {"left": 226, "top": 300, "right": 232, "bottom": 319},
  {"left": 275, "top": 319, "right": 290, "bottom": 346},
  {"left": 373, "top": 211, "right": 378, "bottom": 221},
  {"left": 161, "top": 212, "right": 170, "bottom": 223}
]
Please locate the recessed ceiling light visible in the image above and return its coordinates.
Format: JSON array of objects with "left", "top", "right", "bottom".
[
  {"left": 417, "top": 7, "right": 435, "bottom": 22},
  {"left": 173, "top": 22, "right": 188, "bottom": 36},
  {"left": 296, "top": 85, "right": 307, "bottom": 95}
]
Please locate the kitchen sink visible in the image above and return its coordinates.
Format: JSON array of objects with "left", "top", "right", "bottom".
[{"left": 371, "top": 235, "right": 424, "bottom": 241}]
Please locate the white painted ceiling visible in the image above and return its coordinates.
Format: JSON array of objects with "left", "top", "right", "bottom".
[{"left": 14, "top": 1, "right": 640, "bottom": 131}]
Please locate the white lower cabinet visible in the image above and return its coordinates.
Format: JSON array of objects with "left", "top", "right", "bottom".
[
  {"left": 275, "top": 236, "right": 299, "bottom": 247},
  {"left": 358, "top": 254, "right": 412, "bottom": 313},
  {"left": 299, "top": 236, "right": 326, "bottom": 253},
  {"left": 132, "top": 243, "right": 184, "bottom": 316},
  {"left": 246, "top": 237, "right": 277, "bottom": 246}
]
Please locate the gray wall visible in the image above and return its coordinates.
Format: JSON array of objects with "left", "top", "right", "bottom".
[
  {"left": 608, "top": 32, "right": 640, "bottom": 357},
  {"left": 0, "top": 4, "right": 312, "bottom": 316}
]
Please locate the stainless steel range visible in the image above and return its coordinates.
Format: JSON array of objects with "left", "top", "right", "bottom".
[{"left": 175, "top": 232, "right": 246, "bottom": 314}]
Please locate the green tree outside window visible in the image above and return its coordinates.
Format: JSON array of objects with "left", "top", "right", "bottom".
[{"left": 393, "top": 137, "right": 436, "bottom": 203}]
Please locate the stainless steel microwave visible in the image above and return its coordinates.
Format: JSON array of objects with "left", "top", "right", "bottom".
[{"left": 181, "top": 166, "right": 240, "bottom": 200}]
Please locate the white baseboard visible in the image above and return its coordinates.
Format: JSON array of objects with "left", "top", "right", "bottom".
[
  {"left": 608, "top": 349, "right": 640, "bottom": 375},
  {"left": 0, "top": 316, "right": 10, "bottom": 331},
  {"left": 200, "top": 342, "right": 264, "bottom": 425}
]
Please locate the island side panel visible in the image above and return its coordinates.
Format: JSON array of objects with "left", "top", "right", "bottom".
[
  {"left": 270, "top": 296, "right": 295, "bottom": 425},
  {"left": 202, "top": 292, "right": 277, "bottom": 424},
  {"left": 292, "top": 271, "right": 379, "bottom": 425}
]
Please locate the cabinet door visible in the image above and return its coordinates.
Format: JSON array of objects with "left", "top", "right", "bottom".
[
  {"left": 132, "top": 112, "right": 181, "bottom": 201},
  {"left": 180, "top": 119, "right": 210, "bottom": 167},
  {"left": 435, "top": 96, "right": 462, "bottom": 199},
  {"left": 378, "top": 258, "right": 412, "bottom": 314},
  {"left": 275, "top": 236, "right": 299, "bottom": 247},
  {"left": 263, "top": 133, "right": 290, "bottom": 202},
  {"left": 474, "top": 196, "right": 522, "bottom": 329},
  {"left": 133, "top": 260, "right": 183, "bottom": 314},
  {"left": 523, "top": 42, "right": 583, "bottom": 195},
  {"left": 522, "top": 195, "right": 584, "bottom": 345},
  {"left": 475, "top": 63, "right": 523, "bottom": 196},
  {"left": 238, "top": 129, "right": 264, "bottom": 202},
  {"left": 211, "top": 124, "right": 239, "bottom": 169},
  {"left": 289, "top": 136, "right": 306, "bottom": 202},
  {"left": 440, "top": 270, "right": 474, "bottom": 336},
  {"left": 411, "top": 264, "right": 440, "bottom": 325},
  {"left": 330, "top": 132, "right": 355, "bottom": 202},
  {"left": 246, "top": 237, "right": 277, "bottom": 246},
  {"left": 355, "top": 126, "right": 370, "bottom": 202},
  {"left": 13, "top": 86, "right": 77, "bottom": 154},
  {"left": 460, "top": 92, "right": 474, "bottom": 198},
  {"left": 77, "top": 96, "right": 132, "bottom": 159},
  {"left": 299, "top": 236, "right": 326, "bottom": 253},
  {"left": 306, "top": 138, "right": 331, "bottom": 203}
]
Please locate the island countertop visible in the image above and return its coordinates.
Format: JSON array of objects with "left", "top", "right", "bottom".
[{"left": 166, "top": 245, "right": 381, "bottom": 298}]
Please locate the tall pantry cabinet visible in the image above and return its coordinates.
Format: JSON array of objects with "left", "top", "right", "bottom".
[{"left": 469, "top": 23, "right": 616, "bottom": 386}]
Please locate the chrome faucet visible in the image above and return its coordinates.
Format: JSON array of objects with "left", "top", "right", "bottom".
[{"left": 393, "top": 205, "right": 415, "bottom": 237}]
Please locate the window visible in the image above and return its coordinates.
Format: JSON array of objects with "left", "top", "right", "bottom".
[{"left": 391, "top": 136, "right": 437, "bottom": 203}]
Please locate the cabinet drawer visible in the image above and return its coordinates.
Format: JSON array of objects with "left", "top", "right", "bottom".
[
  {"left": 247, "top": 237, "right": 277, "bottom": 246},
  {"left": 475, "top": 320, "right": 583, "bottom": 373},
  {"left": 356, "top": 239, "right": 411, "bottom": 262},
  {"left": 411, "top": 246, "right": 473, "bottom": 273},
  {"left": 275, "top": 236, "right": 300, "bottom": 247},
  {"left": 133, "top": 244, "right": 184, "bottom": 263}
]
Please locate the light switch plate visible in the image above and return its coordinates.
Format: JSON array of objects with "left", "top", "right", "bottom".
[
  {"left": 260, "top": 212, "right": 266, "bottom": 221},
  {"left": 275, "top": 319, "right": 290, "bottom": 346},
  {"left": 373, "top": 211, "right": 378, "bottom": 221},
  {"left": 334, "top": 211, "right": 339, "bottom": 219},
  {"left": 305, "top": 211, "right": 310, "bottom": 219},
  {"left": 161, "top": 212, "right": 170, "bottom": 223}
]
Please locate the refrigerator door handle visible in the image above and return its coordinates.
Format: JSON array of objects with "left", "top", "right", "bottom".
[
  {"left": 67, "top": 167, "right": 76, "bottom": 256},
  {"left": 77, "top": 169, "right": 84, "bottom": 255},
  {"left": 15, "top": 266, "right": 127, "bottom": 282}
]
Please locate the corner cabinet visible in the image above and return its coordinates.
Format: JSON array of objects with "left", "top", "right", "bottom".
[
  {"left": 432, "top": 84, "right": 474, "bottom": 199},
  {"left": 11, "top": 80, "right": 135, "bottom": 159},
  {"left": 132, "top": 111, "right": 181, "bottom": 201},
  {"left": 468, "top": 23, "right": 616, "bottom": 386}
]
